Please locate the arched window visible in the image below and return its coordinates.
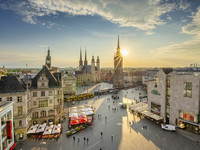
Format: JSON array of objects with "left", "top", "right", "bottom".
[
  {"left": 40, "top": 111, "right": 46, "bottom": 117},
  {"left": 48, "top": 110, "right": 54, "bottom": 116},
  {"left": 19, "top": 120, "right": 22, "bottom": 127}
]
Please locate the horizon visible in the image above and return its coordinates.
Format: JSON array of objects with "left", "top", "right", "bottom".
[{"left": 0, "top": 0, "right": 200, "bottom": 68}]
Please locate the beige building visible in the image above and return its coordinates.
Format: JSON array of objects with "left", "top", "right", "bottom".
[
  {"left": 75, "top": 49, "right": 101, "bottom": 85},
  {"left": 0, "top": 49, "right": 64, "bottom": 141},
  {"left": 63, "top": 71, "right": 76, "bottom": 97},
  {"left": 148, "top": 68, "right": 200, "bottom": 134}
]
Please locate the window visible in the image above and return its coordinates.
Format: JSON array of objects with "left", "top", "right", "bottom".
[
  {"left": 42, "top": 83, "right": 45, "bottom": 86},
  {"left": 49, "top": 100, "right": 53, "bottom": 104},
  {"left": 33, "top": 92, "right": 37, "bottom": 97},
  {"left": 33, "top": 101, "right": 37, "bottom": 105},
  {"left": 19, "top": 120, "right": 22, "bottom": 127},
  {"left": 0, "top": 97, "right": 2, "bottom": 101},
  {"left": 17, "top": 96, "right": 22, "bottom": 102},
  {"left": 27, "top": 94, "right": 30, "bottom": 100},
  {"left": 49, "top": 91, "right": 53, "bottom": 96},
  {"left": 184, "top": 82, "right": 192, "bottom": 98},
  {"left": 40, "top": 111, "right": 46, "bottom": 117},
  {"left": 7, "top": 111, "right": 12, "bottom": 120},
  {"left": 155, "top": 76, "right": 158, "bottom": 87},
  {"left": 48, "top": 110, "right": 54, "bottom": 116},
  {"left": 41, "top": 91, "right": 45, "bottom": 96},
  {"left": 7, "top": 97, "right": 12, "bottom": 101},
  {"left": 39, "top": 100, "right": 48, "bottom": 108},
  {"left": 1, "top": 114, "right": 6, "bottom": 126},
  {"left": 32, "top": 112, "right": 38, "bottom": 118},
  {"left": 18, "top": 106, "right": 23, "bottom": 116}
]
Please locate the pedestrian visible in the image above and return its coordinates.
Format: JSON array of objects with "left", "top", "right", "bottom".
[
  {"left": 78, "top": 137, "right": 80, "bottom": 142},
  {"left": 73, "top": 136, "right": 75, "bottom": 141},
  {"left": 132, "top": 121, "right": 134, "bottom": 125},
  {"left": 101, "top": 132, "right": 103, "bottom": 136},
  {"left": 87, "top": 137, "right": 89, "bottom": 143},
  {"left": 108, "top": 105, "right": 110, "bottom": 108},
  {"left": 84, "top": 137, "right": 86, "bottom": 141},
  {"left": 129, "top": 121, "right": 131, "bottom": 125},
  {"left": 105, "top": 116, "right": 107, "bottom": 120},
  {"left": 110, "top": 134, "right": 113, "bottom": 140}
]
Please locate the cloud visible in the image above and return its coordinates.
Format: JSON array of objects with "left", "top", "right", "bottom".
[
  {"left": 0, "top": 0, "right": 176, "bottom": 30},
  {"left": 182, "top": 7, "right": 200, "bottom": 35}
]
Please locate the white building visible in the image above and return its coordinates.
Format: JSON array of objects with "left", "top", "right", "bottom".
[
  {"left": 148, "top": 69, "right": 200, "bottom": 134},
  {"left": 0, "top": 101, "right": 15, "bottom": 150},
  {"left": 0, "top": 75, "right": 31, "bottom": 141}
]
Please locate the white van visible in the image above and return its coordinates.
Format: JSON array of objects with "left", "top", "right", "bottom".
[{"left": 161, "top": 124, "right": 176, "bottom": 131}]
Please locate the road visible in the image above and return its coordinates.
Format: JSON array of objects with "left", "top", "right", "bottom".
[{"left": 20, "top": 83, "right": 200, "bottom": 150}]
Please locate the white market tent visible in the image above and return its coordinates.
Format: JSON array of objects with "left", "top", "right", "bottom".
[
  {"left": 27, "top": 124, "right": 39, "bottom": 134},
  {"left": 43, "top": 128, "right": 52, "bottom": 135},
  {"left": 69, "top": 113, "right": 78, "bottom": 117},
  {"left": 52, "top": 125, "right": 61, "bottom": 134},
  {"left": 36, "top": 123, "right": 47, "bottom": 133},
  {"left": 85, "top": 108, "right": 92, "bottom": 112},
  {"left": 85, "top": 111, "right": 93, "bottom": 115},
  {"left": 78, "top": 112, "right": 86, "bottom": 116}
]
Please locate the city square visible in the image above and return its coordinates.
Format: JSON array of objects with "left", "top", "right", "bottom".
[{"left": 18, "top": 83, "right": 200, "bottom": 150}]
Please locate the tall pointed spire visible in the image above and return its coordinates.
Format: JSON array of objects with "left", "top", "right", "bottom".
[
  {"left": 80, "top": 48, "right": 82, "bottom": 61},
  {"left": 79, "top": 48, "right": 83, "bottom": 69},
  {"left": 117, "top": 35, "right": 120, "bottom": 49},
  {"left": 84, "top": 49, "right": 88, "bottom": 66},
  {"left": 116, "top": 35, "right": 121, "bottom": 56}
]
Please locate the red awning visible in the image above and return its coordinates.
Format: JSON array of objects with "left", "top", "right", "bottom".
[
  {"left": 10, "top": 142, "right": 16, "bottom": 150},
  {"left": 78, "top": 115, "right": 87, "bottom": 119},
  {"left": 70, "top": 120, "right": 79, "bottom": 125},
  {"left": 71, "top": 116, "right": 79, "bottom": 120},
  {"left": 79, "top": 118, "right": 87, "bottom": 123}
]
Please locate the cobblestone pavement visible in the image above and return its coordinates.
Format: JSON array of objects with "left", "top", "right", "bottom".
[{"left": 20, "top": 84, "right": 200, "bottom": 150}]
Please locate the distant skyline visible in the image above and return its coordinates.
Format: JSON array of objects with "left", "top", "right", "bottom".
[{"left": 0, "top": 0, "right": 200, "bottom": 68}]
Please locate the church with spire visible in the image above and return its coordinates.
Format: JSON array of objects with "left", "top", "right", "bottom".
[
  {"left": 113, "top": 35, "right": 124, "bottom": 87},
  {"left": 75, "top": 48, "right": 101, "bottom": 85}
]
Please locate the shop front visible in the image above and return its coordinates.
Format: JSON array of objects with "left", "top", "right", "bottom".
[
  {"left": 178, "top": 110, "right": 200, "bottom": 134},
  {"left": 151, "top": 102, "right": 161, "bottom": 115}
]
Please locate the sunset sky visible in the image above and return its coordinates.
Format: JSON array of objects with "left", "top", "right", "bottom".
[{"left": 0, "top": 0, "right": 200, "bottom": 68}]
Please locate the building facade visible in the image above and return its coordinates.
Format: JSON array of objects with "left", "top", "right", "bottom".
[
  {"left": 0, "top": 76, "right": 31, "bottom": 141},
  {"left": 63, "top": 71, "right": 76, "bottom": 97},
  {"left": 113, "top": 36, "right": 123, "bottom": 87},
  {"left": 75, "top": 49, "right": 101, "bottom": 85},
  {"left": 148, "top": 69, "right": 200, "bottom": 134},
  {"left": 0, "top": 49, "right": 64, "bottom": 141},
  {"left": 0, "top": 101, "right": 15, "bottom": 150}
]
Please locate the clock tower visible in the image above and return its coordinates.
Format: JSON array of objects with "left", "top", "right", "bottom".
[{"left": 46, "top": 48, "right": 51, "bottom": 69}]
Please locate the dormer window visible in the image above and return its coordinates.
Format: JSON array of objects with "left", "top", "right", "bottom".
[{"left": 42, "top": 83, "right": 45, "bottom": 86}]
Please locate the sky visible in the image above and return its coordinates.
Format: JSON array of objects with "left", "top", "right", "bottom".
[{"left": 0, "top": 0, "right": 200, "bottom": 68}]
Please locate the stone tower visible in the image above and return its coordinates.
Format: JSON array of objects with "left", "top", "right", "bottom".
[
  {"left": 113, "top": 35, "right": 123, "bottom": 87},
  {"left": 84, "top": 49, "right": 88, "bottom": 66},
  {"left": 96, "top": 56, "right": 100, "bottom": 70},
  {"left": 79, "top": 48, "right": 83, "bottom": 70},
  {"left": 46, "top": 48, "right": 51, "bottom": 69}
]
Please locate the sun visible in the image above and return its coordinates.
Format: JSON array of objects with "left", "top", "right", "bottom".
[{"left": 121, "top": 50, "right": 127, "bottom": 56}]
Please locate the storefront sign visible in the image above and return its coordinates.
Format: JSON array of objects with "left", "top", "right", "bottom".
[
  {"left": 7, "top": 120, "right": 12, "bottom": 139},
  {"left": 151, "top": 90, "right": 161, "bottom": 95}
]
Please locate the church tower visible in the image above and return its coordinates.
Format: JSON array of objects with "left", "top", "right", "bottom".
[
  {"left": 113, "top": 35, "right": 123, "bottom": 87},
  {"left": 91, "top": 55, "right": 95, "bottom": 69},
  {"left": 46, "top": 48, "right": 51, "bottom": 69},
  {"left": 79, "top": 48, "right": 83, "bottom": 70},
  {"left": 96, "top": 56, "right": 100, "bottom": 70},
  {"left": 84, "top": 49, "right": 88, "bottom": 66}
]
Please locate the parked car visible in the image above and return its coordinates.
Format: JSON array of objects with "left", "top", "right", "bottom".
[{"left": 161, "top": 124, "right": 176, "bottom": 131}]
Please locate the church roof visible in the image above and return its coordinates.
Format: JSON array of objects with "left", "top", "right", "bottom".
[
  {"left": 0, "top": 76, "right": 26, "bottom": 94},
  {"left": 31, "top": 65, "right": 62, "bottom": 88},
  {"left": 82, "top": 65, "right": 92, "bottom": 74}
]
